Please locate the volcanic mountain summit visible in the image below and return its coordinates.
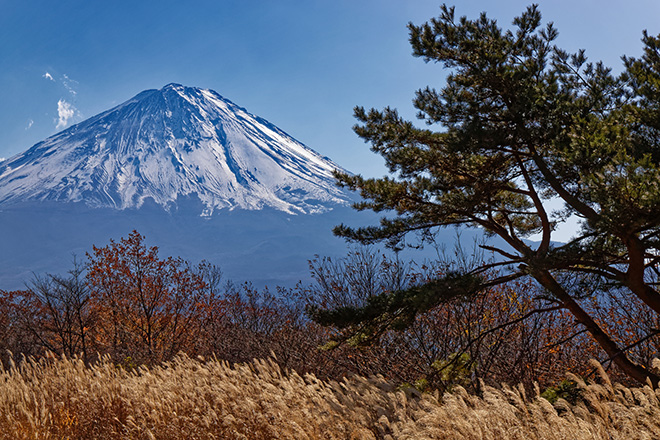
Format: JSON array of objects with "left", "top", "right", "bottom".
[{"left": 0, "top": 83, "right": 348, "bottom": 215}]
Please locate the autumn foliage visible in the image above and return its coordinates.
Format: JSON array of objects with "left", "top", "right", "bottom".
[
  {"left": 86, "top": 231, "right": 205, "bottom": 364},
  {"left": 0, "top": 231, "right": 656, "bottom": 394}
]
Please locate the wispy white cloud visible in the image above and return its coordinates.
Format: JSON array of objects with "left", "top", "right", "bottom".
[
  {"left": 56, "top": 99, "right": 76, "bottom": 129},
  {"left": 43, "top": 72, "right": 78, "bottom": 96},
  {"left": 62, "top": 74, "right": 78, "bottom": 96},
  {"left": 42, "top": 72, "right": 81, "bottom": 129},
  {"left": 26, "top": 119, "right": 34, "bottom": 130}
]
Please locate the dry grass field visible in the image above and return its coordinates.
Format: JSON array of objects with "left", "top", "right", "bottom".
[{"left": 1, "top": 354, "right": 659, "bottom": 439}]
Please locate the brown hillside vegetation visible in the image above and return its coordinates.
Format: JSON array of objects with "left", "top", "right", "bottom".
[{"left": 1, "top": 354, "right": 660, "bottom": 439}]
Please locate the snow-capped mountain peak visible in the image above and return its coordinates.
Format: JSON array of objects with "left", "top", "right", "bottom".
[{"left": 0, "top": 84, "right": 348, "bottom": 215}]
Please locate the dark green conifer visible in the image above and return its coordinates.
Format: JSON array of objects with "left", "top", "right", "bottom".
[{"left": 310, "top": 4, "right": 660, "bottom": 385}]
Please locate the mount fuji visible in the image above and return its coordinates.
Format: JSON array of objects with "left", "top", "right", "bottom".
[
  {"left": 0, "top": 84, "right": 373, "bottom": 289},
  {"left": 0, "top": 83, "right": 348, "bottom": 215}
]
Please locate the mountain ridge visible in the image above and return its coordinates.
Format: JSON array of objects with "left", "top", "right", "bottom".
[{"left": 0, "top": 83, "right": 349, "bottom": 215}]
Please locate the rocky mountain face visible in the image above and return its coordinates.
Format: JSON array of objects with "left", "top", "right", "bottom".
[{"left": 0, "top": 84, "right": 348, "bottom": 215}]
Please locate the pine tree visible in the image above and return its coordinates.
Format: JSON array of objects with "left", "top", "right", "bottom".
[{"left": 310, "top": 5, "right": 660, "bottom": 385}]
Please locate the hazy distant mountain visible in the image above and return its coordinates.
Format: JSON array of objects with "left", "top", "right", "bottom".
[{"left": 0, "top": 83, "right": 348, "bottom": 215}]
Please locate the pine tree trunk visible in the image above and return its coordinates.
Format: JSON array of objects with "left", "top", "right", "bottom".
[{"left": 533, "top": 269, "right": 659, "bottom": 387}]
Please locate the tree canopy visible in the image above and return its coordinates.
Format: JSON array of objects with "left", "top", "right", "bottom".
[{"left": 310, "top": 4, "right": 660, "bottom": 385}]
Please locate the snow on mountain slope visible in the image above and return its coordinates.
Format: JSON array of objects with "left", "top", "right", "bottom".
[{"left": 0, "top": 84, "right": 348, "bottom": 215}]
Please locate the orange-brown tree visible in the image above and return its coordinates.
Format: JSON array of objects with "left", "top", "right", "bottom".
[{"left": 86, "top": 231, "right": 205, "bottom": 363}]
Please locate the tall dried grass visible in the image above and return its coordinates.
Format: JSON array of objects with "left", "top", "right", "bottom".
[{"left": 1, "top": 354, "right": 659, "bottom": 439}]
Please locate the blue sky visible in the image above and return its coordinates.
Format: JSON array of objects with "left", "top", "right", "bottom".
[{"left": 1, "top": 0, "right": 659, "bottom": 178}]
